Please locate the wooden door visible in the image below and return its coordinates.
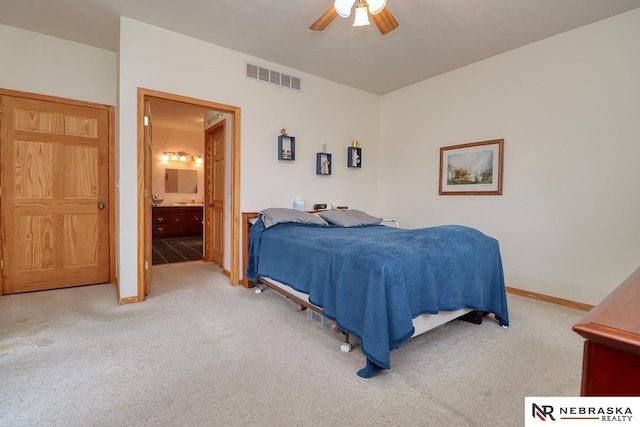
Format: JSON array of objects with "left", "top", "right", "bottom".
[
  {"left": 0, "top": 95, "right": 110, "bottom": 294},
  {"left": 204, "top": 120, "right": 225, "bottom": 267},
  {"left": 143, "top": 100, "right": 152, "bottom": 296}
]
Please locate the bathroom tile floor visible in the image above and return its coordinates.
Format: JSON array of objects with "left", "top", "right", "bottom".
[{"left": 152, "top": 237, "right": 203, "bottom": 265}]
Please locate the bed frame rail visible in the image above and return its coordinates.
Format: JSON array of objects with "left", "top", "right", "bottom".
[{"left": 256, "top": 277, "right": 353, "bottom": 352}]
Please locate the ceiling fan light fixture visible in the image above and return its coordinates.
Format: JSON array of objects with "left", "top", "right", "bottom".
[
  {"left": 334, "top": 0, "right": 355, "bottom": 18},
  {"left": 310, "top": 0, "right": 397, "bottom": 34},
  {"left": 367, "top": 0, "right": 386, "bottom": 14},
  {"left": 353, "top": 3, "right": 370, "bottom": 26}
]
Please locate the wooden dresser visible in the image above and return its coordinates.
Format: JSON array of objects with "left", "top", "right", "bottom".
[
  {"left": 572, "top": 266, "right": 640, "bottom": 396},
  {"left": 153, "top": 205, "right": 203, "bottom": 239}
]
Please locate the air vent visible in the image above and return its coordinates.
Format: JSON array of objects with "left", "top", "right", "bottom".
[
  {"left": 258, "top": 67, "right": 269, "bottom": 82},
  {"left": 246, "top": 63, "right": 258, "bottom": 79},
  {"left": 245, "top": 62, "right": 302, "bottom": 92}
]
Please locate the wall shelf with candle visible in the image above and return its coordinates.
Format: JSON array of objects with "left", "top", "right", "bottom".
[{"left": 347, "top": 140, "right": 362, "bottom": 168}]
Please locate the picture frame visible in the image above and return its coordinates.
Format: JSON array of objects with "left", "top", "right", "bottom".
[{"left": 439, "top": 139, "right": 504, "bottom": 195}]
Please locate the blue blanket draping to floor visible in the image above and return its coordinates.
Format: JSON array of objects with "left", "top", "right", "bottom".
[{"left": 247, "top": 219, "right": 509, "bottom": 377}]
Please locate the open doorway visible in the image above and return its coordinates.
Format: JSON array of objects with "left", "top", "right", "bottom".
[
  {"left": 137, "top": 88, "right": 241, "bottom": 301},
  {"left": 148, "top": 99, "right": 207, "bottom": 265}
]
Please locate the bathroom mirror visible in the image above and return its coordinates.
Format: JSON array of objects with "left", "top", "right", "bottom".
[{"left": 165, "top": 169, "right": 198, "bottom": 193}]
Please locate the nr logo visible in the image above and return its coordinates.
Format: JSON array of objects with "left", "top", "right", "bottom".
[{"left": 533, "top": 403, "right": 556, "bottom": 421}]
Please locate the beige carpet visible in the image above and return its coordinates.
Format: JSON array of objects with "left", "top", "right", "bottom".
[{"left": 0, "top": 261, "right": 587, "bottom": 426}]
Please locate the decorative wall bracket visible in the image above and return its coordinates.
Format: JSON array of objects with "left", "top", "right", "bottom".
[
  {"left": 316, "top": 143, "right": 332, "bottom": 175},
  {"left": 278, "top": 129, "right": 295, "bottom": 160},
  {"left": 348, "top": 140, "right": 362, "bottom": 168}
]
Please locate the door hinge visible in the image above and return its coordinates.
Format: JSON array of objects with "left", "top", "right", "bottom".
[
  {"left": 144, "top": 189, "right": 148, "bottom": 198},
  {"left": 0, "top": 260, "right": 3, "bottom": 270},
  {"left": 144, "top": 115, "right": 149, "bottom": 126},
  {"left": 145, "top": 261, "right": 149, "bottom": 270}
]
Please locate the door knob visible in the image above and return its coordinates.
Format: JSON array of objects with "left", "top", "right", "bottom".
[
  {"left": 209, "top": 202, "right": 215, "bottom": 207},
  {"left": 98, "top": 202, "right": 105, "bottom": 209}
]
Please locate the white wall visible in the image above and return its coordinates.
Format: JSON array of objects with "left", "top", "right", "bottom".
[
  {"left": 118, "top": 18, "right": 381, "bottom": 299},
  {"left": 378, "top": 9, "right": 640, "bottom": 305},
  {"left": 5, "top": 10, "right": 637, "bottom": 306},
  {"left": 0, "top": 25, "right": 116, "bottom": 106}
]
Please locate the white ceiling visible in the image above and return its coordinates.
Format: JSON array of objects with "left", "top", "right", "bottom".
[
  {"left": 148, "top": 99, "right": 207, "bottom": 131},
  {"left": 2, "top": 0, "right": 640, "bottom": 95}
]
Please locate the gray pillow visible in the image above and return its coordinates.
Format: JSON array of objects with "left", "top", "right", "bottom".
[
  {"left": 259, "top": 208, "right": 328, "bottom": 228},
  {"left": 317, "top": 209, "right": 382, "bottom": 227}
]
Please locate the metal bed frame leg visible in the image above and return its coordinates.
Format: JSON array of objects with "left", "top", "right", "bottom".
[{"left": 341, "top": 332, "right": 352, "bottom": 352}]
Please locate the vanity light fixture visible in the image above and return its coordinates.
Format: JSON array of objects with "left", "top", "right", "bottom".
[{"left": 161, "top": 151, "right": 203, "bottom": 164}]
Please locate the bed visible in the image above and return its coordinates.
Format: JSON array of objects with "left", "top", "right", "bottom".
[{"left": 245, "top": 208, "right": 509, "bottom": 378}]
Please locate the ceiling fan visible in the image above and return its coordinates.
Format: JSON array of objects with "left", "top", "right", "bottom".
[{"left": 309, "top": 0, "right": 399, "bottom": 35}]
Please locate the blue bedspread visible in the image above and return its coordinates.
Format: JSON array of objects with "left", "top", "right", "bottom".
[{"left": 247, "top": 219, "right": 509, "bottom": 377}]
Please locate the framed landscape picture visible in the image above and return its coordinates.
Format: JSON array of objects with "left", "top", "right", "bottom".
[{"left": 439, "top": 139, "right": 504, "bottom": 195}]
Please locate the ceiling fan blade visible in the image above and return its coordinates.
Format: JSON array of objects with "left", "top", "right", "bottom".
[
  {"left": 371, "top": 7, "right": 399, "bottom": 35},
  {"left": 309, "top": 6, "right": 339, "bottom": 31}
]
